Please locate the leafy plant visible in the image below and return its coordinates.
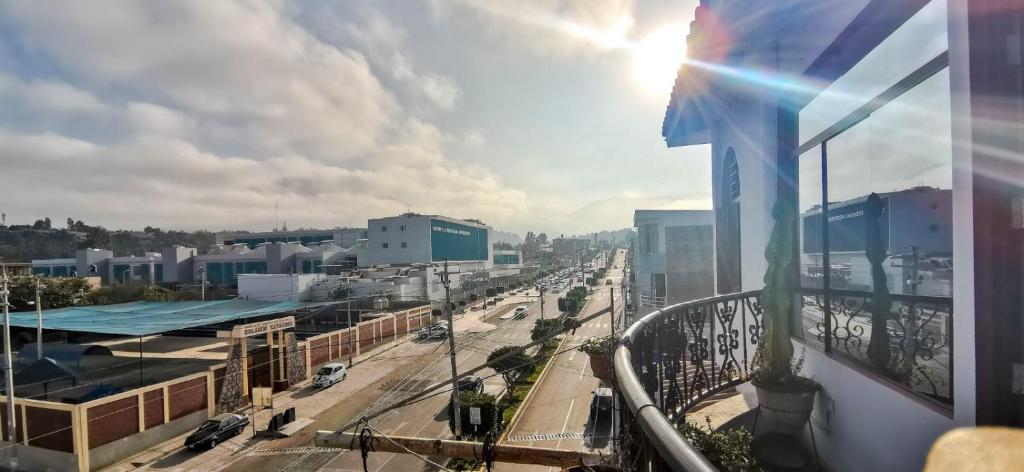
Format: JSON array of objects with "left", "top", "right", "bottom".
[
  {"left": 487, "top": 345, "right": 533, "bottom": 393},
  {"left": 752, "top": 201, "right": 816, "bottom": 392},
  {"left": 530, "top": 318, "right": 562, "bottom": 342},
  {"left": 679, "top": 417, "right": 762, "bottom": 472},
  {"left": 577, "top": 334, "right": 619, "bottom": 358}
]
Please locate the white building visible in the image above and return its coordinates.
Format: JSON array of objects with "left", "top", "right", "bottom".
[
  {"left": 656, "top": 0, "right": 1023, "bottom": 470},
  {"left": 631, "top": 210, "right": 715, "bottom": 316},
  {"left": 366, "top": 213, "right": 493, "bottom": 270}
]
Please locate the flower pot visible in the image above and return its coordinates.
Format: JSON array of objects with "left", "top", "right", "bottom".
[
  {"left": 753, "top": 383, "right": 816, "bottom": 435},
  {"left": 589, "top": 354, "right": 613, "bottom": 382}
]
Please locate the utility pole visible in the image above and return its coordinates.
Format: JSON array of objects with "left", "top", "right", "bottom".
[
  {"left": 1, "top": 274, "right": 17, "bottom": 444},
  {"left": 539, "top": 286, "right": 545, "bottom": 322},
  {"left": 609, "top": 287, "right": 615, "bottom": 341},
  {"left": 35, "top": 281, "right": 43, "bottom": 360},
  {"left": 441, "top": 260, "right": 461, "bottom": 438}
]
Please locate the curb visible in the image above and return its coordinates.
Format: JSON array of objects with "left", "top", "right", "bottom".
[{"left": 498, "top": 295, "right": 596, "bottom": 442}]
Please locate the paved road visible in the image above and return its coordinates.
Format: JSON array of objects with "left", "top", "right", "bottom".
[
  {"left": 498, "top": 249, "right": 626, "bottom": 472},
  {"left": 303, "top": 286, "right": 569, "bottom": 472}
]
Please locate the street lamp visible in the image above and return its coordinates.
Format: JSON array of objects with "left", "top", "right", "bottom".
[{"left": 122, "top": 269, "right": 131, "bottom": 285}]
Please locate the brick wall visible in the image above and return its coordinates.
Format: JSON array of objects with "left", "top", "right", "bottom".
[
  {"left": 144, "top": 389, "right": 165, "bottom": 430},
  {"left": 87, "top": 396, "right": 139, "bottom": 448},
  {"left": 168, "top": 377, "right": 207, "bottom": 421},
  {"left": 26, "top": 406, "right": 73, "bottom": 453}
]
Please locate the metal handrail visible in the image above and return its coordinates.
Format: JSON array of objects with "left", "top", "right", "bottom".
[{"left": 614, "top": 290, "right": 764, "bottom": 471}]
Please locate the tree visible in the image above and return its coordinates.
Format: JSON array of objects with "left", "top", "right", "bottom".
[
  {"left": 448, "top": 391, "right": 497, "bottom": 438},
  {"left": 6, "top": 276, "right": 93, "bottom": 311},
  {"left": 487, "top": 346, "right": 533, "bottom": 394},
  {"left": 531, "top": 318, "right": 562, "bottom": 342},
  {"left": 332, "top": 285, "right": 352, "bottom": 301}
]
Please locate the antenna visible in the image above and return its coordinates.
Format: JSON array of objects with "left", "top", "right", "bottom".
[{"left": 275, "top": 201, "right": 279, "bottom": 231}]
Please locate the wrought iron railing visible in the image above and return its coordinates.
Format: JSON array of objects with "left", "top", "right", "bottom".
[
  {"left": 798, "top": 287, "right": 953, "bottom": 407},
  {"left": 615, "top": 290, "right": 764, "bottom": 471}
]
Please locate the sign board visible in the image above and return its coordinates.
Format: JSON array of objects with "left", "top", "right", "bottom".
[
  {"left": 218, "top": 316, "right": 296, "bottom": 338},
  {"left": 252, "top": 387, "right": 273, "bottom": 408},
  {"left": 469, "top": 407, "right": 482, "bottom": 425}
]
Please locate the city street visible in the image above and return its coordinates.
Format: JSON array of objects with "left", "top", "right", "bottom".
[{"left": 498, "top": 249, "right": 625, "bottom": 472}]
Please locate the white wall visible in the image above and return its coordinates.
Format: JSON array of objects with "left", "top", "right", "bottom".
[
  {"left": 238, "top": 273, "right": 321, "bottom": 301},
  {"left": 801, "top": 344, "right": 955, "bottom": 472},
  {"left": 366, "top": 216, "right": 432, "bottom": 265}
]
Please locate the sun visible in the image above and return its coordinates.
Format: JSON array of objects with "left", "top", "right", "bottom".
[{"left": 631, "top": 23, "right": 688, "bottom": 94}]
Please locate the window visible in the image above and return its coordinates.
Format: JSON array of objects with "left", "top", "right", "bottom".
[
  {"left": 401, "top": 242, "right": 407, "bottom": 248},
  {"left": 717, "top": 148, "right": 741, "bottom": 293},
  {"left": 400, "top": 225, "right": 406, "bottom": 231},
  {"left": 381, "top": 225, "right": 387, "bottom": 232},
  {"left": 796, "top": 5, "right": 953, "bottom": 407},
  {"left": 382, "top": 243, "right": 389, "bottom": 249}
]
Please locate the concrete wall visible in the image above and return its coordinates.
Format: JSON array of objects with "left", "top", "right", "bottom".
[
  {"left": 238, "top": 274, "right": 322, "bottom": 301},
  {"left": 161, "top": 246, "right": 196, "bottom": 284}
]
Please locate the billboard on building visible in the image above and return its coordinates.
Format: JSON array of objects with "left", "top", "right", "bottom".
[{"left": 430, "top": 218, "right": 489, "bottom": 262}]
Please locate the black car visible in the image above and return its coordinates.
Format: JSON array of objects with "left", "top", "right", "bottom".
[
  {"left": 185, "top": 413, "right": 249, "bottom": 450},
  {"left": 588, "top": 388, "right": 613, "bottom": 425},
  {"left": 456, "top": 375, "right": 483, "bottom": 393}
]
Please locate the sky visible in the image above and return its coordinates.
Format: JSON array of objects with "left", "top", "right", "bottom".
[{"left": 0, "top": 0, "right": 709, "bottom": 237}]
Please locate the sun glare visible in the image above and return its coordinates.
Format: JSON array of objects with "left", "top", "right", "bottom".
[{"left": 631, "top": 23, "right": 688, "bottom": 94}]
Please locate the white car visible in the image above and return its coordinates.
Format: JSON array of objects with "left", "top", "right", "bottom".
[
  {"left": 312, "top": 363, "right": 347, "bottom": 388},
  {"left": 513, "top": 306, "right": 528, "bottom": 319}
]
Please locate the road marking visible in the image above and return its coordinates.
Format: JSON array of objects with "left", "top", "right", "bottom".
[
  {"left": 559, "top": 399, "right": 576, "bottom": 434},
  {"left": 579, "top": 357, "right": 589, "bottom": 380}
]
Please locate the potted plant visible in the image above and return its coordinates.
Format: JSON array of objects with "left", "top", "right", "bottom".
[
  {"left": 578, "top": 335, "right": 618, "bottom": 382},
  {"left": 750, "top": 201, "right": 819, "bottom": 435}
]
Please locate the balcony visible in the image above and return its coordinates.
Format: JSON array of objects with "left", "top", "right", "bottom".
[{"left": 614, "top": 288, "right": 953, "bottom": 470}]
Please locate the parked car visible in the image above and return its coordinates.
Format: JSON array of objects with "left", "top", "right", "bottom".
[
  {"left": 185, "top": 413, "right": 249, "bottom": 450},
  {"left": 312, "top": 363, "right": 347, "bottom": 388},
  {"left": 588, "top": 388, "right": 614, "bottom": 425},
  {"left": 513, "top": 306, "right": 528, "bottom": 319},
  {"left": 605, "top": 280, "right": 613, "bottom": 285},
  {"left": 456, "top": 375, "right": 483, "bottom": 393},
  {"left": 417, "top": 325, "right": 449, "bottom": 339}
]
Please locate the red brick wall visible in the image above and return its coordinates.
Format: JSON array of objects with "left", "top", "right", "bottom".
[
  {"left": 310, "top": 337, "right": 329, "bottom": 366},
  {"left": 144, "top": 389, "right": 165, "bottom": 430},
  {"left": 168, "top": 377, "right": 207, "bottom": 421},
  {"left": 26, "top": 407, "right": 72, "bottom": 452},
  {"left": 87, "top": 396, "right": 139, "bottom": 448},
  {"left": 359, "top": 324, "right": 375, "bottom": 350},
  {"left": 0, "top": 404, "right": 25, "bottom": 443},
  {"left": 381, "top": 317, "right": 395, "bottom": 340},
  {"left": 396, "top": 314, "right": 408, "bottom": 335}
]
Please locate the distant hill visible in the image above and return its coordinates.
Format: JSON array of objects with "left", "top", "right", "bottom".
[
  {"left": 565, "top": 228, "right": 634, "bottom": 245},
  {"left": 0, "top": 219, "right": 217, "bottom": 261}
]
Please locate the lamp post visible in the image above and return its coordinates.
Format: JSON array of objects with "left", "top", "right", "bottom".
[
  {"left": 122, "top": 269, "right": 131, "bottom": 285},
  {"left": 35, "top": 281, "right": 43, "bottom": 360},
  {"left": 198, "top": 267, "right": 206, "bottom": 301}
]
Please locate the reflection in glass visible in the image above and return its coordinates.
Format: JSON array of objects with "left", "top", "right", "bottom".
[{"left": 797, "top": 69, "right": 954, "bottom": 406}]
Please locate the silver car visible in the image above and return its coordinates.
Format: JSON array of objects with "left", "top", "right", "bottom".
[{"left": 312, "top": 363, "right": 347, "bottom": 388}]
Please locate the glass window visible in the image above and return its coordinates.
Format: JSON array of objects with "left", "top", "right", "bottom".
[
  {"left": 381, "top": 225, "right": 387, "bottom": 232},
  {"left": 382, "top": 243, "right": 389, "bottom": 249},
  {"left": 154, "top": 264, "right": 163, "bottom": 283},
  {"left": 797, "top": 68, "right": 954, "bottom": 407},
  {"left": 401, "top": 242, "right": 407, "bottom": 248}
]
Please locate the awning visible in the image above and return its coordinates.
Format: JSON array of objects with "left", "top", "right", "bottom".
[{"left": 8, "top": 299, "right": 336, "bottom": 336}]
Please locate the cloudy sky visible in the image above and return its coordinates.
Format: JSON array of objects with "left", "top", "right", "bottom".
[{"left": 0, "top": 0, "right": 708, "bottom": 236}]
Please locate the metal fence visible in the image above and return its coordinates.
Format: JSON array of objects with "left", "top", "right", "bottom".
[{"left": 615, "top": 290, "right": 764, "bottom": 471}]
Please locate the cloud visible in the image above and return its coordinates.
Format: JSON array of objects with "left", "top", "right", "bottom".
[
  {"left": 429, "top": 0, "right": 635, "bottom": 56},
  {"left": 339, "top": 7, "right": 460, "bottom": 110},
  {"left": 0, "top": 0, "right": 520, "bottom": 231}
]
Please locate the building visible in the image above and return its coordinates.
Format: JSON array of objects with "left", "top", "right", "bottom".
[
  {"left": 631, "top": 210, "right": 715, "bottom": 317},
  {"left": 366, "top": 213, "right": 493, "bottom": 270},
  {"left": 32, "top": 247, "right": 196, "bottom": 285},
  {"left": 552, "top": 237, "right": 589, "bottom": 259},
  {"left": 218, "top": 227, "right": 368, "bottom": 249},
  {"left": 632, "top": 0, "right": 1024, "bottom": 471}
]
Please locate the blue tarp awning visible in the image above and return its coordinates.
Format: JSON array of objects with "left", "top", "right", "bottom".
[{"left": 8, "top": 299, "right": 334, "bottom": 336}]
